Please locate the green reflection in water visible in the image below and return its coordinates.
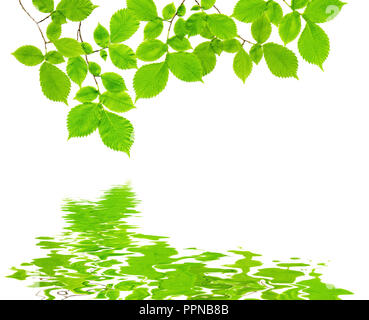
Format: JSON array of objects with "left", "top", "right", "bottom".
[{"left": 8, "top": 185, "right": 353, "bottom": 300}]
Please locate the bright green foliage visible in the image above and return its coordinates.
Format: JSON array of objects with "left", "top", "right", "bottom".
[
  {"left": 14, "top": 0, "right": 345, "bottom": 154},
  {"left": 110, "top": 9, "right": 140, "bottom": 43},
  {"left": 134, "top": 62, "right": 169, "bottom": 99},
  {"left": 54, "top": 38, "right": 84, "bottom": 58},
  {"left": 167, "top": 52, "right": 203, "bottom": 82},
  {"left": 39, "top": 62, "right": 71, "bottom": 103},
  {"left": 32, "top": 0, "right": 54, "bottom": 13},
  {"left": 233, "top": 48, "right": 253, "bottom": 83},
  {"left": 298, "top": 22, "right": 330, "bottom": 69},
  {"left": 127, "top": 0, "right": 158, "bottom": 21},
  {"left": 279, "top": 12, "right": 301, "bottom": 45},
  {"left": 109, "top": 44, "right": 137, "bottom": 69},
  {"left": 56, "top": 0, "right": 96, "bottom": 22},
  {"left": 101, "top": 73, "right": 127, "bottom": 93},
  {"left": 75, "top": 86, "right": 99, "bottom": 102},
  {"left": 304, "top": 0, "right": 345, "bottom": 23},
  {"left": 66, "top": 57, "right": 87, "bottom": 86},
  {"left": 100, "top": 92, "right": 135, "bottom": 113},
  {"left": 94, "top": 24, "right": 110, "bottom": 48},
  {"left": 163, "top": 3, "right": 176, "bottom": 20},
  {"left": 263, "top": 43, "right": 298, "bottom": 79},
  {"left": 251, "top": 14, "right": 272, "bottom": 43},
  {"left": 136, "top": 40, "right": 168, "bottom": 62},
  {"left": 98, "top": 111, "right": 134, "bottom": 155},
  {"left": 13, "top": 46, "right": 44, "bottom": 66},
  {"left": 207, "top": 14, "right": 237, "bottom": 40},
  {"left": 67, "top": 103, "right": 101, "bottom": 138}
]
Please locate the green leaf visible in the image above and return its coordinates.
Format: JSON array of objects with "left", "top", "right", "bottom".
[
  {"left": 167, "top": 36, "right": 192, "bottom": 51},
  {"left": 32, "top": 0, "right": 54, "bottom": 13},
  {"left": 233, "top": 48, "right": 253, "bottom": 83},
  {"left": 251, "top": 14, "right": 272, "bottom": 43},
  {"left": 94, "top": 24, "right": 110, "bottom": 48},
  {"left": 53, "top": 38, "right": 84, "bottom": 58},
  {"left": 127, "top": 0, "right": 158, "bottom": 21},
  {"left": 201, "top": 0, "right": 216, "bottom": 10},
  {"left": 263, "top": 43, "right": 298, "bottom": 78},
  {"left": 81, "top": 42, "right": 93, "bottom": 54},
  {"left": 98, "top": 111, "right": 134, "bottom": 155},
  {"left": 101, "top": 72, "right": 127, "bottom": 93},
  {"left": 167, "top": 52, "right": 203, "bottom": 82},
  {"left": 186, "top": 13, "right": 207, "bottom": 37},
  {"left": 56, "top": 0, "right": 96, "bottom": 22},
  {"left": 304, "top": 0, "right": 345, "bottom": 23},
  {"left": 67, "top": 56, "right": 88, "bottom": 86},
  {"left": 134, "top": 62, "right": 169, "bottom": 99},
  {"left": 39, "top": 62, "right": 71, "bottom": 103},
  {"left": 163, "top": 3, "right": 176, "bottom": 20},
  {"left": 88, "top": 62, "right": 101, "bottom": 76},
  {"left": 51, "top": 11, "right": 67, "bottom": 25},
  {"left": 207, "top": 14, "right": 237, "bottom": 40},
  {"left": 136, "top": 40, "right": 168, "bottom": 62},
  {"left": 45, "top": 51, "right": 65, "bottom": 64},
  {"left": 298, "top": 21, "right": 330, "bottom": 69},
  {"left": 193, "top": 42, "right": 216, "bottom": 76},
  {"left": 265, "top": 1, "right": 283, "bottom": 26},
  {"left": 177, "top": 4, "right": 186, "bottom": 17},
  {"left": 233, "top": 0, "right": 267, "bottom": 23},
  {"left": 109, "top": 44, "right": 137, "bottom": 69},
  {"left": 279, "top": 12, "right": 301, "bottom": 45},
  {"left": 223, "top": 39, "right": 242, "bottom": 53},
  {"left": 144, "top": 19, "right": 164, "bottom": 39},
  {"left": 191, "top": 5, "right": 201, "bottom": 11},
  {"left": 250, "top": 44, "right": 263, "bottom": 64},
  {"left": 100, "top": 50, "right": 108, "bottom": 61},
  {"left": 210, "top": 38, "right": 223, "bottom": 55},
  {"left": 174, "top": 19, "right": 187, "bottom": 37},
  {"left": 110, "top": 9, "right": 140, "bottom": 43},
  {"left": 46, "top": 22, "right": 61, "bottom": 41},
  {"left": 67, "top": 103, "right": 101, "bottom": 138},
  {"left": 100, "top": 92, "right": 135, "bottom": 113},
  {"left": 13, "top": 45, "right": 44, "bottom": 66},
  {"left": 291, "top": 0, "right": 309, "bottom": 10},
  {"left": 75, "top": 86, "right": 99, "bottom": 102}
]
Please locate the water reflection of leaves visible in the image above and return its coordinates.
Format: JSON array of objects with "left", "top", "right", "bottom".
[{"left": 8, "top": 185, "right": 353, "bottom": 300}]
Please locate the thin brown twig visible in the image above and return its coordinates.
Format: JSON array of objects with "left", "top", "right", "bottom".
[
  {"left": 167, "top": 0, "right": 186, "bottom": 39},
  {"left": 282, "top": 0, "right": 292, "bottom": 8},
  {"left": 37, "top": 14, "right": 52, "bottom": 24}
]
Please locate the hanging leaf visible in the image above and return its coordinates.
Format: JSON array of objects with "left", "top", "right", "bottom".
[
  {"left": 136, "top": 40, "right": 168, "bottom": 62},
  {"left": 32, "top": 0, "right": 54, "bottom": 13},
  {"left": 207, "top": 14, "right": 238, "bottom": 40},
  {"left": 303, "top": 0, "right": 345, "bottom": 23},
  {"left": 110, "top": 9, "right": 140, "bottom": 43},
  {"left": 67, "top": 103, "right": 101, "bottom": 138},
  {"left": 126, "top": 0, "right": 158, "bottom": 21},
  {"left": 101, "top": 73, "right": 127, "bottom": 93},
  {"left": 53, "top": 38, "right": 84, "bottom": 58},
  {"left": 100, "top": 92, "right": 135, "bottom": 113},
  {"left": 94, "top": 24, "right": 110, "bottom": 48},
  {"left": 251, "top": 14, "right": 272, "bottom": 43},
  {"left": 13, "top": 46, "right": 44, "bottom": 66},
  {"left": 56, "top": 0, "right": 96, "bottom": 22},
  {"left": 66, "top": 56, "right": 88, "bottom": 86},
  {"left": 74, "top": 86, "right": 99, "bottom": 102},
  {"left": 167, "top": 52, "right": 203, "bottom": 82},
  {"left": 233, "top": 0, "right": 267, "bottom": 23},
  {"left": 233, "top": 48, "right": 253, "bottom": 83},
  {"left": 109, "top": 44, "right": 137, "bottom": 70},
  {"left": 279, "top": 12, "right": 301, "bottom": 45}
]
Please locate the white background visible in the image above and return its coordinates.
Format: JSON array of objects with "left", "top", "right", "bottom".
[{"left": 0, "top": 0, "right": 368, "bottom": 299}]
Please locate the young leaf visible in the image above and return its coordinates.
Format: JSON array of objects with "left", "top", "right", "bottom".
[
  {"left": 162, "top": 3, "right": 176, "bottom": 20},
  {"left": 39, "top": 62, "right": 71, "bottom": 103},
  {"left": 207, "top": 14, "right": 238, "bottom": 40},
  {"left": 167, "top": 36, "right": 192, "bottom": 51},
  {"left": 250, "top": 44, "right": 263, "bottom": 64},
  {"left": 54, "top": 38, "right": 84, "bottom": 58},
  {"left": 56, "top": 0, "right": 96, "bottom": 22},
  {"left": 233, "top": 0, "right": 267, "bottom": 23},
  {"left": 233, "top": 48, "right": 253, "bottom": 83},
  {"left": 100, "top": 92, "right": 135, "bottom": 113},
  {"left": 101, "top": 73, "right": 127, "bottom": 93},
  {"left": 110, "top": 9, "right": 140, "bottom": 43},
  {"left": 193, "top": 42, "right": 217, "bottom": 76},
  {"left": 134, "top": 62, "right": 169, "bottom": 99},
  {"left": 265, "top": 1, "right": 283, "bottom": 26},
  {"left": 298, "top": 21, "right": 330, "bottom": 69},
  {"left": 109, "top": 44, "right": 137, "bottom": 70},
  {"left": 67, "top": 103, "right": 101, "bottom": 138},
  {"left": 186, "top": 13, "right": 207, "bottom": 37},
  {"left": 251, "top": 14, "right": 272, "bottom": 43},
  {"left": 67, "top": 56, "right": 88, "bottom": 86},
  {"left": 100, "top": 50, "right": 108, "bottom": 61},
  {"left": 177, "top": 4, "right": 186, "bottom": 16},
  {"left": 127, "top": 0, "right": 158, "bottom": 21},
  {"left": 51, "top": 10, "right": 67, "bottom": 25},
  {"left": 263, "top": 43, "right": 298, "bottom": 79},
  {"left": 201, "top": 0, "right": 216, "bottom": 10},
  {"left": 75, "top": 86, "right": 99, "bottom": 102},
  {"left": 211, "top": 39, "right": 223, "bottom": 56},
  {"left": 303, "top": 0, "right": 345, "bottom": 23},
  {"left": 32, "top": 0, "right": 54, "bottom": 13},
  {"left": 46, "top": 22, "right": 61, "bottom": 41},
  {"left": 279, "top": 12, "right": 301, "bottom": 45},
  {"left": 136, "top": 40, "right": 168, "bottom": 62},
  {"left": 81, "top": 42, "right": 93, "bottom": 54},
  {"left": 13, "top": 45, "right": 44, "bottom": 67},
  {"left": 45, "top": 51, "right": 65, "bottom": 64},
  {"left": 88, "top": 62, "right": 101, "bottom": 76},
  {"left": 94, "top": 24, "right": 110, "bottom": 48},
  {"left": 98, "top": 111, "right": 134, "bottom": 155},
  {"left": 167, "top": 52, "right": 203, "bottom": 82},
  {"left": 144, "top": 19, "right": 164, "bottom": 40},
  {"left": 174, "top": 19, "right": 187, "bottom": 37},
  {"left": 291, "top": 0, "right": 309, "bottom": 10},
  {"left": 223, "top": 39, "right": 242, "bottom": 53}
]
